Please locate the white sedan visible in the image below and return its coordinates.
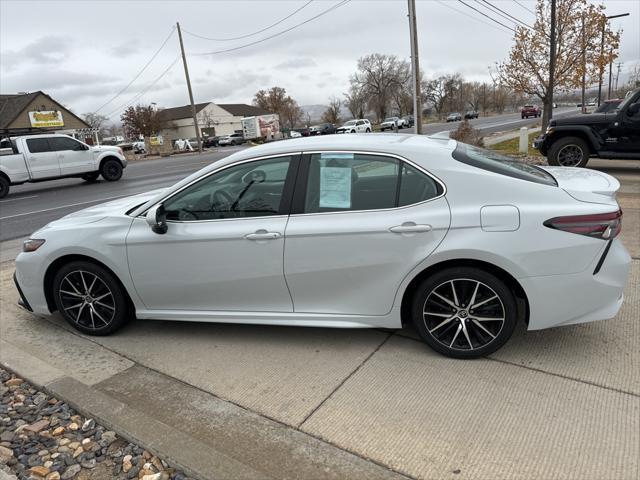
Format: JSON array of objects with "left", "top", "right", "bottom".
[{"left": 14, "top": 134, "right": 630, "bottom": 358}]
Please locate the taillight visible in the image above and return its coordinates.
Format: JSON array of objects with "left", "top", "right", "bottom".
[{"left": 544, "top": 210, "right": 622, "bottom": 240}]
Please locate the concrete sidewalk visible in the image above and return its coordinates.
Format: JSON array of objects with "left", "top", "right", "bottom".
[{"left": 1, "top": 255, "right": 638, "bottom": 479}]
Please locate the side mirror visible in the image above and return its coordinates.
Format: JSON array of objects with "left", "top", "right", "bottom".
[
  {"left": 627, "top": 102, "right": 640, "bottom": 115},
  {"left": 146, "top": 204, "right": 168, "bottom": 234}
]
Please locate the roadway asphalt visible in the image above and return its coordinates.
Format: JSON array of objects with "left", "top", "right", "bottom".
[{"left": 0, "top": 108, "right": 578, "bottom": 242}]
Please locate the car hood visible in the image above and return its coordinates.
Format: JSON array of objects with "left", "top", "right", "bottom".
[
  {"left": 45, "top": 188, "right": 167, "bottom": 228},
  {"left": 551, "top": 113, "right": 612, "bottom": 126},
  {"left": 338, "top": 124, "right": 356, "bottom": 129},
  {"left": 91, "top": 145, "right": 121, "bottom": 153}
]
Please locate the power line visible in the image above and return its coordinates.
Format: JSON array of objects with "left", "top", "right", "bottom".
[
  {"left": 191, "top": 0, "right": 352, "bottom": 56},
  {"left": 183, "top": 0, "right": 314, "bottom": 42},
  {"left": 476, "top": 0, "right": 534, "bottom": 30},
  {"left": 105, "top": 55, "right": 180, "bottom": 119},
  {"left": 94, "top": 27, "right": 176, "bottom": 114},
  {"left": 434, "top": 0, "right": 513, "bottom": 35},
  {"left": 456, "top": 0, "right": 516, "bottom": 32},
  {"left": 513, "top": 0, "right": 536, "bottom": 15}
]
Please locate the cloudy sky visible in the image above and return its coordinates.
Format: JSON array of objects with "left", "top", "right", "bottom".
[{"left": 1, "top": 0, "right": 639, "bottom": 121}]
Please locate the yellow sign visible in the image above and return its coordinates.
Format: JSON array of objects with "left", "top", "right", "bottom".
[
  {"left": 29, "top": 111, "right": 64, "bottom": 128},
  {"left": 149, "top": 136, "right": 163, "bottom": 146}
]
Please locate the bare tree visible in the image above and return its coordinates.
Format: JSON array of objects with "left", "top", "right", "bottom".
[
  {"left": 253, "top": 86, "right": 302, "bottom": 129},
  {"left": 82, "top": 112, "right": 108, "bottom": 137},
  {"left": 280, "top": 101, "right": 303, "bottom": 129},
  {"left": 321, "top": 96, "right": 342, "bottom": 125},
  {"left": 344, "top": 84, "right": 367, "bottom": 119},
  {"left": 351, "top": 53, "right": 411, "bottom": 121}
]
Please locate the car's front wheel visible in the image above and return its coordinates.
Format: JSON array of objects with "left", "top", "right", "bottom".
[
  {"left": 52, "top": 261, "right": 130, "bottom": 335},
  {"left": 100, "top": 159, "right": 123, "bottom": 181},
  {"left": 547, "top": 136, "right": 590, "bottom": 167},
  {"left": 411, "top": 267, "right": 517, "bottom": 359},
  {"left": 0, "top": 176, "right": 9, "bottom": 199}
]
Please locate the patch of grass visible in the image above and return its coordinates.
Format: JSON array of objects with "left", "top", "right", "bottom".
[{"left": 490, "top": 132, "right": 542, "bottom": 157}]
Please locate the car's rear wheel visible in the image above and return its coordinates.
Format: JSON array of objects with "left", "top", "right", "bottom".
[
  {"left": 548, "top": 136, "right": 590, "bottom": 167},
  {"left": 82, "top": 172, "right": 100, "bottom": 182},
  {"left": 411, "top": 267, "right": 517, "bottom": 359},
  {"left": 100, "top": 159, "right": 123, "bottom": 181},
  {"left": 0, "top": 176, "right": 9, "bottom": 199},
  {"left": 53, "top": 261, "right": 129, "bottom": 335}
]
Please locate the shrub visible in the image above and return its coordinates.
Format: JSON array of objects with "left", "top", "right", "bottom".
[{"left": 449, "top": 120, "right": 484, "bottom": 147}]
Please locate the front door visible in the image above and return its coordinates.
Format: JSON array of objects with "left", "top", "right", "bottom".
[
  {"left": 50, "top": 136, "right": 93, "bottom": 175},
  {"left": 614, "top": 92, "right": 640, "bottom": 154},
  {"left": 24, "top": 137, "right": 60, "bottom": 179},
  {"left": 126, "top": 154, "right": 298, "bottom": 312},
  {"left": 284, "top": 152, "right": 450, "bottom": 317}
]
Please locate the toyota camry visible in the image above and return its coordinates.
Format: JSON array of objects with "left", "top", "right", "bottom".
[{"left": 14, "top": 134, "right": 630, "bottom": 358}]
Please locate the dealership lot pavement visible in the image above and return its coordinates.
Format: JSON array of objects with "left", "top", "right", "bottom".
[{"left": 0, "top": 159, "right": 638, "bottom": 479}]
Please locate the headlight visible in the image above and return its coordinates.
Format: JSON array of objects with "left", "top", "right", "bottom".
[{"left": 23, "top": 239, "right": 46, "bottom": 252}]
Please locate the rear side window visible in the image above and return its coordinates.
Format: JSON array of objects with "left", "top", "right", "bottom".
[
  {"left": 452, "top": 143, "right": 557, "bottom": 186},
  {"left": 26, "top": 138, "right": 51, "bottom": 153},
  {"left": 50, "top": 137, "right": 85, "bottom": 151},
  {"left": 398, "top": 163, "right": 442, "bottom": 206}
]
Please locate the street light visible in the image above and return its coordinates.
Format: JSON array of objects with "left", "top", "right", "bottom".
[{"left": 597, "top": 12, "right": 629, "bottom": 106}]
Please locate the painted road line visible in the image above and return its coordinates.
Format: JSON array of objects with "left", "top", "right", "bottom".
[{"left": 0, "top": 195, "right": 39, "bottom": 203}]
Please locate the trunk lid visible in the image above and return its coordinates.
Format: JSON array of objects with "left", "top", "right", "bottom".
[{"left": 540, "top": 166, "right": 620, "bottom": 206}]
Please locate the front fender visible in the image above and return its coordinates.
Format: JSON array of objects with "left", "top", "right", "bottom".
[{"left": 549, "top": 125, "right": 601, "bottom": 152}]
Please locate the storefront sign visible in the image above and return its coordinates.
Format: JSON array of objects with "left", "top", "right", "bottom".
[
  {"left": 28, "top": 110, "right": 64, "bottom": 128},
  {"left": 149, "top": 135, "right": 164, "bottom": 146}
]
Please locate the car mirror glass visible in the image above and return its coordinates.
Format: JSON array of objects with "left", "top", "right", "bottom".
[{"left": 146, "top": 204, "right": 168, "bottom": 234}]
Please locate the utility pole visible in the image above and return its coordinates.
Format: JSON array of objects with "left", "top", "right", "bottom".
[
  {"left": 581, "top": 14, "right": 586, "bottom": 114},
  {"left": 615, "top": 62, "right": 622, "bottom": 92},
  {"left": 597, "top": 13, "right": 629, "bottom": 107},
  {"left": 607, "top": 51, "right": 614, "bottom": 99},
  {"left": 176, "top": 21, "right": 202, "bottom": 153},
  {"left": 408, "top": 0, "right": 422, "bottom": 134},
  {"left": 546, "top": 0, "right": 556, "bottom": 129}
]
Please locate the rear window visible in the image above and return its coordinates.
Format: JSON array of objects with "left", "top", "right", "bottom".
[
  {"left": 452, "top": 143, "right": 557, "bottom": 186},
  {"left": 26, "top": 137, "right": 52, "bottom": 153}
]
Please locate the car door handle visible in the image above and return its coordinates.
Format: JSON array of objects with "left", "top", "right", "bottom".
[
  {"left": 245, "top": 231, "right": 281, "bottom": 241},
  {"left": 389, "top": 223, "right": 432, "bottom": 233}
]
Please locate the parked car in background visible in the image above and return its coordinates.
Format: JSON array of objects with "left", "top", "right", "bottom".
[
  {"left": 132, "top": 141, "right": 146, "bottom": 154},
  {"left": 336, "top": 119, "right": 372, "bottom": 133},
  {"left": 403, "top": 115, "right": 415, "bottom": 127},
  {"left": 15, "top": 135, "right": 630, "bottom": 359},
  {"left": 380, "top": 117, "right": 407, "bottom": 131},
  {"left": 293, "top": 128, "right": 311, "bottom": 137},
  {"left": 446, "top": 113, "right": 462, "bottom": 122},
  {"left": 203, "top": 136, "right": 220, "bottom": 148},
  {"left": 309, "top": 123, "right": 336, "bottom": 135},
  {"left": 290, "top": 130, "right": 302, "bottom": 138},
  {"left": 218, "top": 133, "right": 246, "bottom": 146},
  {"left": 521, "top": 105, "right": 541, "bottom": 119},
  {"left": 534, "top": 87, "right": 640, "bottom": 167},
  {"left": 0, "top": 134, "right": 126, "bottom": 198},
  {"left": 594, "top": 99, "right": 623, "bottom": 114},
  {"left": 464, "top": 110, "right": 479, "bottom": 119}
]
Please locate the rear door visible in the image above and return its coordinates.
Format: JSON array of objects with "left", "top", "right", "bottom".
[
  {"left": 283, "top": 151, "right": 450, "bottom": 317},
  {"left": 50, "top": 137, "right": 93, "bottom": 175},
  {"left": 23, "top": 137, "right": 60, "bottom": 179}
]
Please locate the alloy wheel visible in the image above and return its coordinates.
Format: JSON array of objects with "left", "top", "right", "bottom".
[
  {"left": 58, "top": 270, "right": 115, "bottom": 330},
  {"left": 104, "top": 162, "right": 120, "bottom": 179},
  {"left": 556, "top": 144, "right": 584, "bottom": 166},
  {"left": 423, "top": 278, "right": 505, "bottom": 351}
]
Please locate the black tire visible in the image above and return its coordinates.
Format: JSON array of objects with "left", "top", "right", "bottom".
[
  {"left": 0, "top": 176, "right": 9, "bottom": 199},
  {"left": 52, "top": 261, "right": 130, "bottom": 335},
  {"left": 100, "top": 158, "right": 123, "bottom": 181},
  {"left": 411, "top": 267, "right": 517, "bottom": 359},
  {"left": 82, "top": 172, "right": 100, "bottom": 183},
  {"left": 366, "top": 128, "right": 371, "bottom": 133},
  {"left": 547, "top": 136, "right": 590, "bottom": 167}
]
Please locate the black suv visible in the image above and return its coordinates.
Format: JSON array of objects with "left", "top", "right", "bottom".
[{"left": 534, "top": 88, "right": 640, "bottom": 167}]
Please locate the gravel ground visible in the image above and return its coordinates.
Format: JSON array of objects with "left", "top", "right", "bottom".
[{"left": 0, "top": 369, "right": 191, "bottom": 480}]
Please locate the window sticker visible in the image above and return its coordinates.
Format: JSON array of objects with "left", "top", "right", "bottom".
[{"left": 319, "top": 166, "right": 352, "bottom": 208}]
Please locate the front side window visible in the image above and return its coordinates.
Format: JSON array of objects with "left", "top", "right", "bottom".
[
  {"left": 164, "top": 156, "right": 294, "bottom": 221},
  {"left": 26, "top": 138, "right": 51, "bottom": 153},
  {"left": 303, "top": 153, "right": 442, "bottom": 214},
  {"left": 50, "top": 137, "right": 85, "bottom": 151}
]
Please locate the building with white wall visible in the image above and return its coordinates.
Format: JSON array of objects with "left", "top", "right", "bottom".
[{"left": 157, "top": 102, "right": 273, "bottom": 139}]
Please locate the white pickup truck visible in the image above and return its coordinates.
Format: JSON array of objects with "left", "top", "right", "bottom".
[{"left": 0, "top": 134, "right": 127, "bottom": 198}]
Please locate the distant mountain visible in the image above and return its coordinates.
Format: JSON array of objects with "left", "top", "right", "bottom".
[{"left": 300, "top": 104, "right": 352, "bottom": 123}]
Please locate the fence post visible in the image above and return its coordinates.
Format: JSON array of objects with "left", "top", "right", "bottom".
[{"left": 519, "top": 127, "right": 528, "bottom": 154}]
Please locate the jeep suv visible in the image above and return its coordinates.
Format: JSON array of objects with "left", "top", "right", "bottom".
[{"left": 534, "top": 88, "right": 640, "bottom": 167}]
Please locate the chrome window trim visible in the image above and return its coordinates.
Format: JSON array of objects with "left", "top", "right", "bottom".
[
  {"left": 137, "top": 152, "right": 302, "bottom": 222},
  {"left": 290, "top": 149, "right": 447, "bottom": 218}
]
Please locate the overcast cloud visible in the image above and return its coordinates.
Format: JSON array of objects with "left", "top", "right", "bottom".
[{"left": 1, "top": 0, "right": 638, "bottom": 121}]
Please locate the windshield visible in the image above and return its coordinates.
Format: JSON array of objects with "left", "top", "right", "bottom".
[
  {"left": 452, "top": 143, "right": 557, "bottom": 186},
  {"left": 383, "top": 118, "right": 395, "bottom": 122},
  {"left": 615, "top": 91, "right": 638, "bottom": 112},
  {"left": 344, "top": 120, "right": 356, "bottom": 126}
]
